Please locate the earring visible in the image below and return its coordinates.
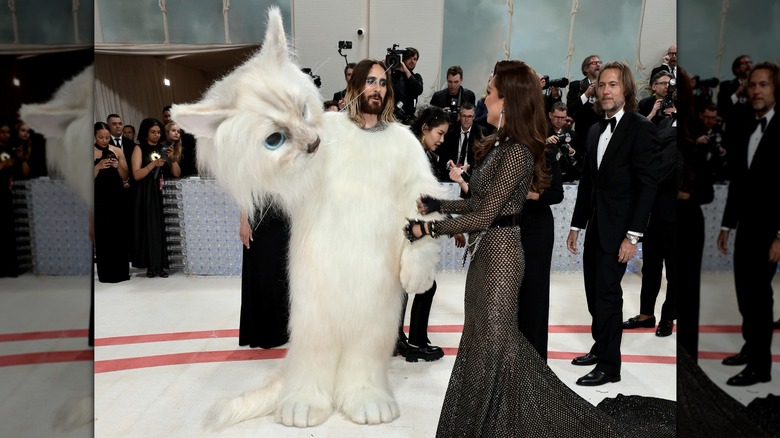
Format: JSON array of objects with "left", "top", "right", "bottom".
[{"left": 497, "top": 109, "right": 504, "bottom": 129}]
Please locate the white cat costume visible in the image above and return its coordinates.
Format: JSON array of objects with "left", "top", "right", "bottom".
[{"left": 172, "top": 6, "right": 443, "bottom": 429}]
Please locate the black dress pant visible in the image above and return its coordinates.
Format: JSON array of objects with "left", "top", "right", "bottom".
[
  {"left": 639, "top": 214, "right": 677, "bottom": 321},
  {"left": 676, "top": 201, "right": 705, "bottom": 361},
  {"left": 399, "top": 281, "right": 437, "bottom": 346},
  {"left": 518, "top": 208, "right": 554, "bottom": 361},
  {"left": 582, "top": 222, "right": 627, "bottom": 375}
]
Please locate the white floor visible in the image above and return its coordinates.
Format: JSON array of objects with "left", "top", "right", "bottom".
[{"left": 1, "top": 270, "right": 778, "bottom": 437}]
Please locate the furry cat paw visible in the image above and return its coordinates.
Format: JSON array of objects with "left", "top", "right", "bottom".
[
  {"left": 340, "top": 388, "right": 400, "bottom": 425},
  {"left": 276, "top": 392, "right": 333, "bottom": 427}
]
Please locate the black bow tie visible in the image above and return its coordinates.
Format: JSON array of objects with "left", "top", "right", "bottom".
[
  {"left": 599, "top": 117, "right": 616, "bottom": 134},
  {"left": 752, "top": 117, "right": 767, "bottom": 133}
]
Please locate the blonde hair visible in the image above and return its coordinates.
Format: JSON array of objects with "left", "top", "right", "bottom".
[{"left": 165, "top": 122, "right": 183, "bottom": 163}]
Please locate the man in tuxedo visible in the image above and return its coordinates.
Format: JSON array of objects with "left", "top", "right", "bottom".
[
  {"left": 107, "top": 114, "right": 134, "bottom": 160},
  {"left": 566, "top": 54, "right": 602, "bottom": 181},
  {"left": 717, "top": 54, "right": 753, "bottom": 127},
  {"left": 546, "top": 102, "right": 577, "bottom": 182},
  {"left": 429, "top": 65, "right": 476, "bottom": 115},
  {"left": 717, "top": 61, "right": 779, "bottom": 386},
  {"left": 650, "top": 44, "right": 677, "bottom": 86},
  {"left": 566, "top": 61, "right": 659, "bottom": 386},
  {"left": 333, "top": 62, "right": 356, "bottom": 109},
  {"left": 435, "top": 102, "right": 482, "bottom": 182}
]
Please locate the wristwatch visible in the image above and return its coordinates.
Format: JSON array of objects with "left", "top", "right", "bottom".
[{"left": 625, "top": 234, "right": 639, "bottom": 245}]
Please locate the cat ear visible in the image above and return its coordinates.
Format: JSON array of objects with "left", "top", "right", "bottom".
[
  {"left": 19, "top": 106, "right": 84, "bottom": 138},
  {"left": 170, "top": 103, "right": 230, "bottom": 139},
  {"left": 259, "top": 6, "right": 289, "bottom": 66}
]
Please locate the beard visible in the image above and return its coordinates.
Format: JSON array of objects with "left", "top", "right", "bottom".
[{"left": 360, "top": 93, "right": 385, "bottom": 115}]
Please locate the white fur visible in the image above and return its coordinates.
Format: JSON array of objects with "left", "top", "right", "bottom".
[
  {"left": 19, "top": 65, "right": 93, "bottom": 211},
  {"left": 172, "top": 6, "right": 443, "bottom": 430}
]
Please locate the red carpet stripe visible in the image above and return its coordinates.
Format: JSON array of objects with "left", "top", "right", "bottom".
[
  {"left": 94, "top": 349, "right": 287, "bottom": 373},
  {"left": 95, "top": 329, "right": 239, "bottom": 346},
  {"left": 0, "top": 329, "right": 89, "bottom": 342},
  {"left": 0, "top": 350, "right": 93, "bottom": 367}
]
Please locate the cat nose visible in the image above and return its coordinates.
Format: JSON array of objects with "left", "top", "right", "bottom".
[{"left": 307, "top": 137, "right": 321, "bottom": 153}]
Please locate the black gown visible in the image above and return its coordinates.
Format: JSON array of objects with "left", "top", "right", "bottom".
[
  {"left": 238, "top": 204, "right": 291, "bottom": 348},
  {"left": 0, "top": 146, "right": 19, "bottom": 278},
  {"left": 94, "top": 145, "right": 129, "bottom": 283},
  {"left": 429, "top": 136, "right": 674, "bottom": 437},
  {"left": 132, "top": 144, "right": 169, "bottom": 272}
]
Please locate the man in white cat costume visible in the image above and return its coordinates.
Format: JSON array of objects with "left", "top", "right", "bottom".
[{"left": 171, "top": 7, "right": 443, "bottom": 429}]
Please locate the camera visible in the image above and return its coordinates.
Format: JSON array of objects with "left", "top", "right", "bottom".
[
  {"left": 385, "top": 44, "right": 405, "bottom": 70},
  {"left": 541, "top": 76, "right": 570, "bottom": 90},
  {"left": 301, "top": 67, "right": 322, "bottom": 88},
  {"left": 338, "top": 40, "right": 352, "bottom": 50},
  {"left": 692, "top": 75, "right": 719, "bottom": 89},
  {"left": 448, "top": 97, "right": 460, "bottom": 115},
  {"left": 661, "top": 78, "right": 677, "bottom": 110}
]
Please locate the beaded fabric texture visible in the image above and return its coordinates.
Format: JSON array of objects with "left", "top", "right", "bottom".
[{"left": 431, "top": 136, "right": 675, "bottom": 437}]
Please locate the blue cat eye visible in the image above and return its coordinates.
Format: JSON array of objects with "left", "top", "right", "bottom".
[{"left": 264, "top": 132, "right": 286, "bottom": 150}]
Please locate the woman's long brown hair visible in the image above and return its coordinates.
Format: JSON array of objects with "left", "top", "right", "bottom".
[{"left": 473, "top": 60, "right": 550, "bottom": 193}]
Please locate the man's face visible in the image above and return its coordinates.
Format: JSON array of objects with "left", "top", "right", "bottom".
[
  {"left": 162, "top": 110, "right": 172, "bottom": 125},
  {"left": 667, "top": 45, "right": 677, "bottom": 68},
  {"left": 737, "top": 56, "right": 753, "bottom": 78},
  {"left": 700, "top": 109, "right": 718, "bottom": 130},
  {"left": 359, "top": 64, "right": 388, "bottom": 115},
  {"left": 549, "top": 109, "right": 568, "bottom": 131},
  {"left": 108, "top": 117, "right": 123, "bottom": 137},
  {"left": 345, "top": 67, "right": 353, "bottom": 83},
  {"left": 403, "top": 55, "right": 418, "bottom": 71},
  {"left": 447, "top": 73, "right": 462, "bottom": 95},
  {"left": 651, "top": 76, "right": 671, "bottom": 98},
  {"left": 459, "top": 108, "right": 475, "bottom": 130},
  {"left": 597, "top": 68, "right": 626, "bottom": 116},
  {"left": 748, "top": 68, "right": 776, "bottom": 116},
  {"left": 586, "top": 57, "right": 601, "bottom": 79},
  {"left": 122, "top": 126, "right": 135, "bottom": 140}
]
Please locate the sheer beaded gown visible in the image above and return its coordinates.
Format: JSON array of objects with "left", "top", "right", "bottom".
[{"left": 429, "top": 136, "right": 674, "bottom": 437}]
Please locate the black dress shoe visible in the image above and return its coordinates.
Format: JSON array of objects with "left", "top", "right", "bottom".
[
  {"left": 722, "top": 352, "right": 749, "bottom": 366},
  {"left": 726, "top": 370, "right": 771, "bottom": 386},
  {"left": 403, "top": 343, "right": 444, "bottom": 362},
  {"left": 571, "top": 353, "right": 598, "bottom": 366},
  {"left": 655, "top": 320, "right": 674, "bottom": 337},
  {"left": 576, "top": 370, "right": 621, "bottom": 386},
  {"left": 622, "top": 315, "right": 656, "bottom": 329},
  {"left": 393, "top": 338, "right": 410, "bottom": 357}
]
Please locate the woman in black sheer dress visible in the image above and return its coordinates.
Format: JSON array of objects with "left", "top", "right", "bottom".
[
  {"left": 131, "top": 118, "right": 180, "bottom": 278},
  {"left": 237, "top": 204, "right": 291, "bottom": 348},
  {"left": 406, "top": 60, "right": 674, "bottom": 437},
  {"left": 93, "top": 121, "right": 130, "bottom": 283}
]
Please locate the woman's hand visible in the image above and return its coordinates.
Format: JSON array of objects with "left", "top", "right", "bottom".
[
  {"left": 96, "top": 158, "right": 111, "bottom": 170},
  {"left": 449, "top": 165, "right": 465, "bottom": 183},
  {"left": 152, "top": 157, "right": 166, "bottom": 167},
  {"left": 526, "top": 191, "right": 540, "bottom": 200},
  {"left": 453, "top": 233, "right": 466, "bottom": 248}
]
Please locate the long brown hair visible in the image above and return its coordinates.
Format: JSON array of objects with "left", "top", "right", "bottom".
[
  {"left": 343, "top": 59, "right": 396, "bottom": 126},
  {"left": 165, "top": 122, "right": 183, "bottom": 163},
  {"left": 473, "top": 60, "right": 550, "bottom": 193}
]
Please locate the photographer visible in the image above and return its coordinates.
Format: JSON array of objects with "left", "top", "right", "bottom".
[
  {"left": 545, "top": 102, "right": 578, "bottom": 182},
  {"left": 639, "top": 71, "right": 676, "bottom": 126},
  {"left": 540, "top": 75, "right": 567, "bottom": 113},
  {"left": 333, "top": 62, "right": 356, "bottom": 110},
  {"left": 390, "top": 47, "right": 424, "bottom": 124},
  {"left": 695, "top": 104, "right": 728, "bottom": 182},
  {"left": 716, "top": 54, "right": 753, "bottom": 127},
  {"left": 430, "top": 65, "right": 476, "bottom": 115}
]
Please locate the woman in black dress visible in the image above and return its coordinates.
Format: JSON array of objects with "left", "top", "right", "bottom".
[
  {"left": 131, "top": 118, "right": 180, "bottom": 278},
  {"left": 237, "top": 204, "right": 291, "bottom": 348},
  {"left": 93, "top": 121, "right": 130, "bottom": 283},
  {"left": 407, "top": 60, "right": 673, "bottom": 437}
]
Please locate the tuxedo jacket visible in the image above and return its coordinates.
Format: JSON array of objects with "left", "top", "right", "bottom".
[
  {"left": 721, "top": 114, "right": 780, "bottom": 239},
  {"left": 566, "top": 78, "right": 600, "bottom": 156},
  {"left": 571, "top": 111, "right": 659, "bottom": 251},
  {"left": 429, "top": 86, "right": 476, "bottom": 110},
  {"left": 716, "top": 78, "right": 752, "bottom": 125},
  {"left": 435, "top": 122, "right": 483, "bottom": 181}
]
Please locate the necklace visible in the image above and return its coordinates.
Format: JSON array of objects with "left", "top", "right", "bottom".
[{"left": 361, "top": 122, "right": 387, "bottom": 133}]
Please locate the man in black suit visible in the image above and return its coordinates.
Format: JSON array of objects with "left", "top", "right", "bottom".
[
  {"left": 546, "top": 102, "right": 578, "bottom": 182},
  {"left": 717, "top": 61, "right": 779, "bottom": 387},
  {"left": 566, "top": 61, "right": 659, "bottom": 386},
  {"left": 107, "top": 113, "right": 134, "bottom": 162},
  {"left": 429, "top": 65, "right": 476, "bottom": 116},
  {"left": 566, "top": 54, "right": 602, "bottom": 181},
  {"left": 650, "top": 44, "right": 677, "bottom": 86},
  {"left": 638, "top": 71, "right": 675, "bottom": 126},
  {"left": 435, "top": 102, "right": 482, "bottom": 182},
  {"left": 333, "top": 62, "right": 356, "bottom": 109},
  {"left": 717, "top": 54, "right": 753, "bottom": 127}
]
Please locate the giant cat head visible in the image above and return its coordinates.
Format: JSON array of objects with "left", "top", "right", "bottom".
[
  {"left": 171, "top": 6, "right": 324, "bottom": 215},
  {"left": 20, "top": 65, "right": 93, "bottom": 211}
]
